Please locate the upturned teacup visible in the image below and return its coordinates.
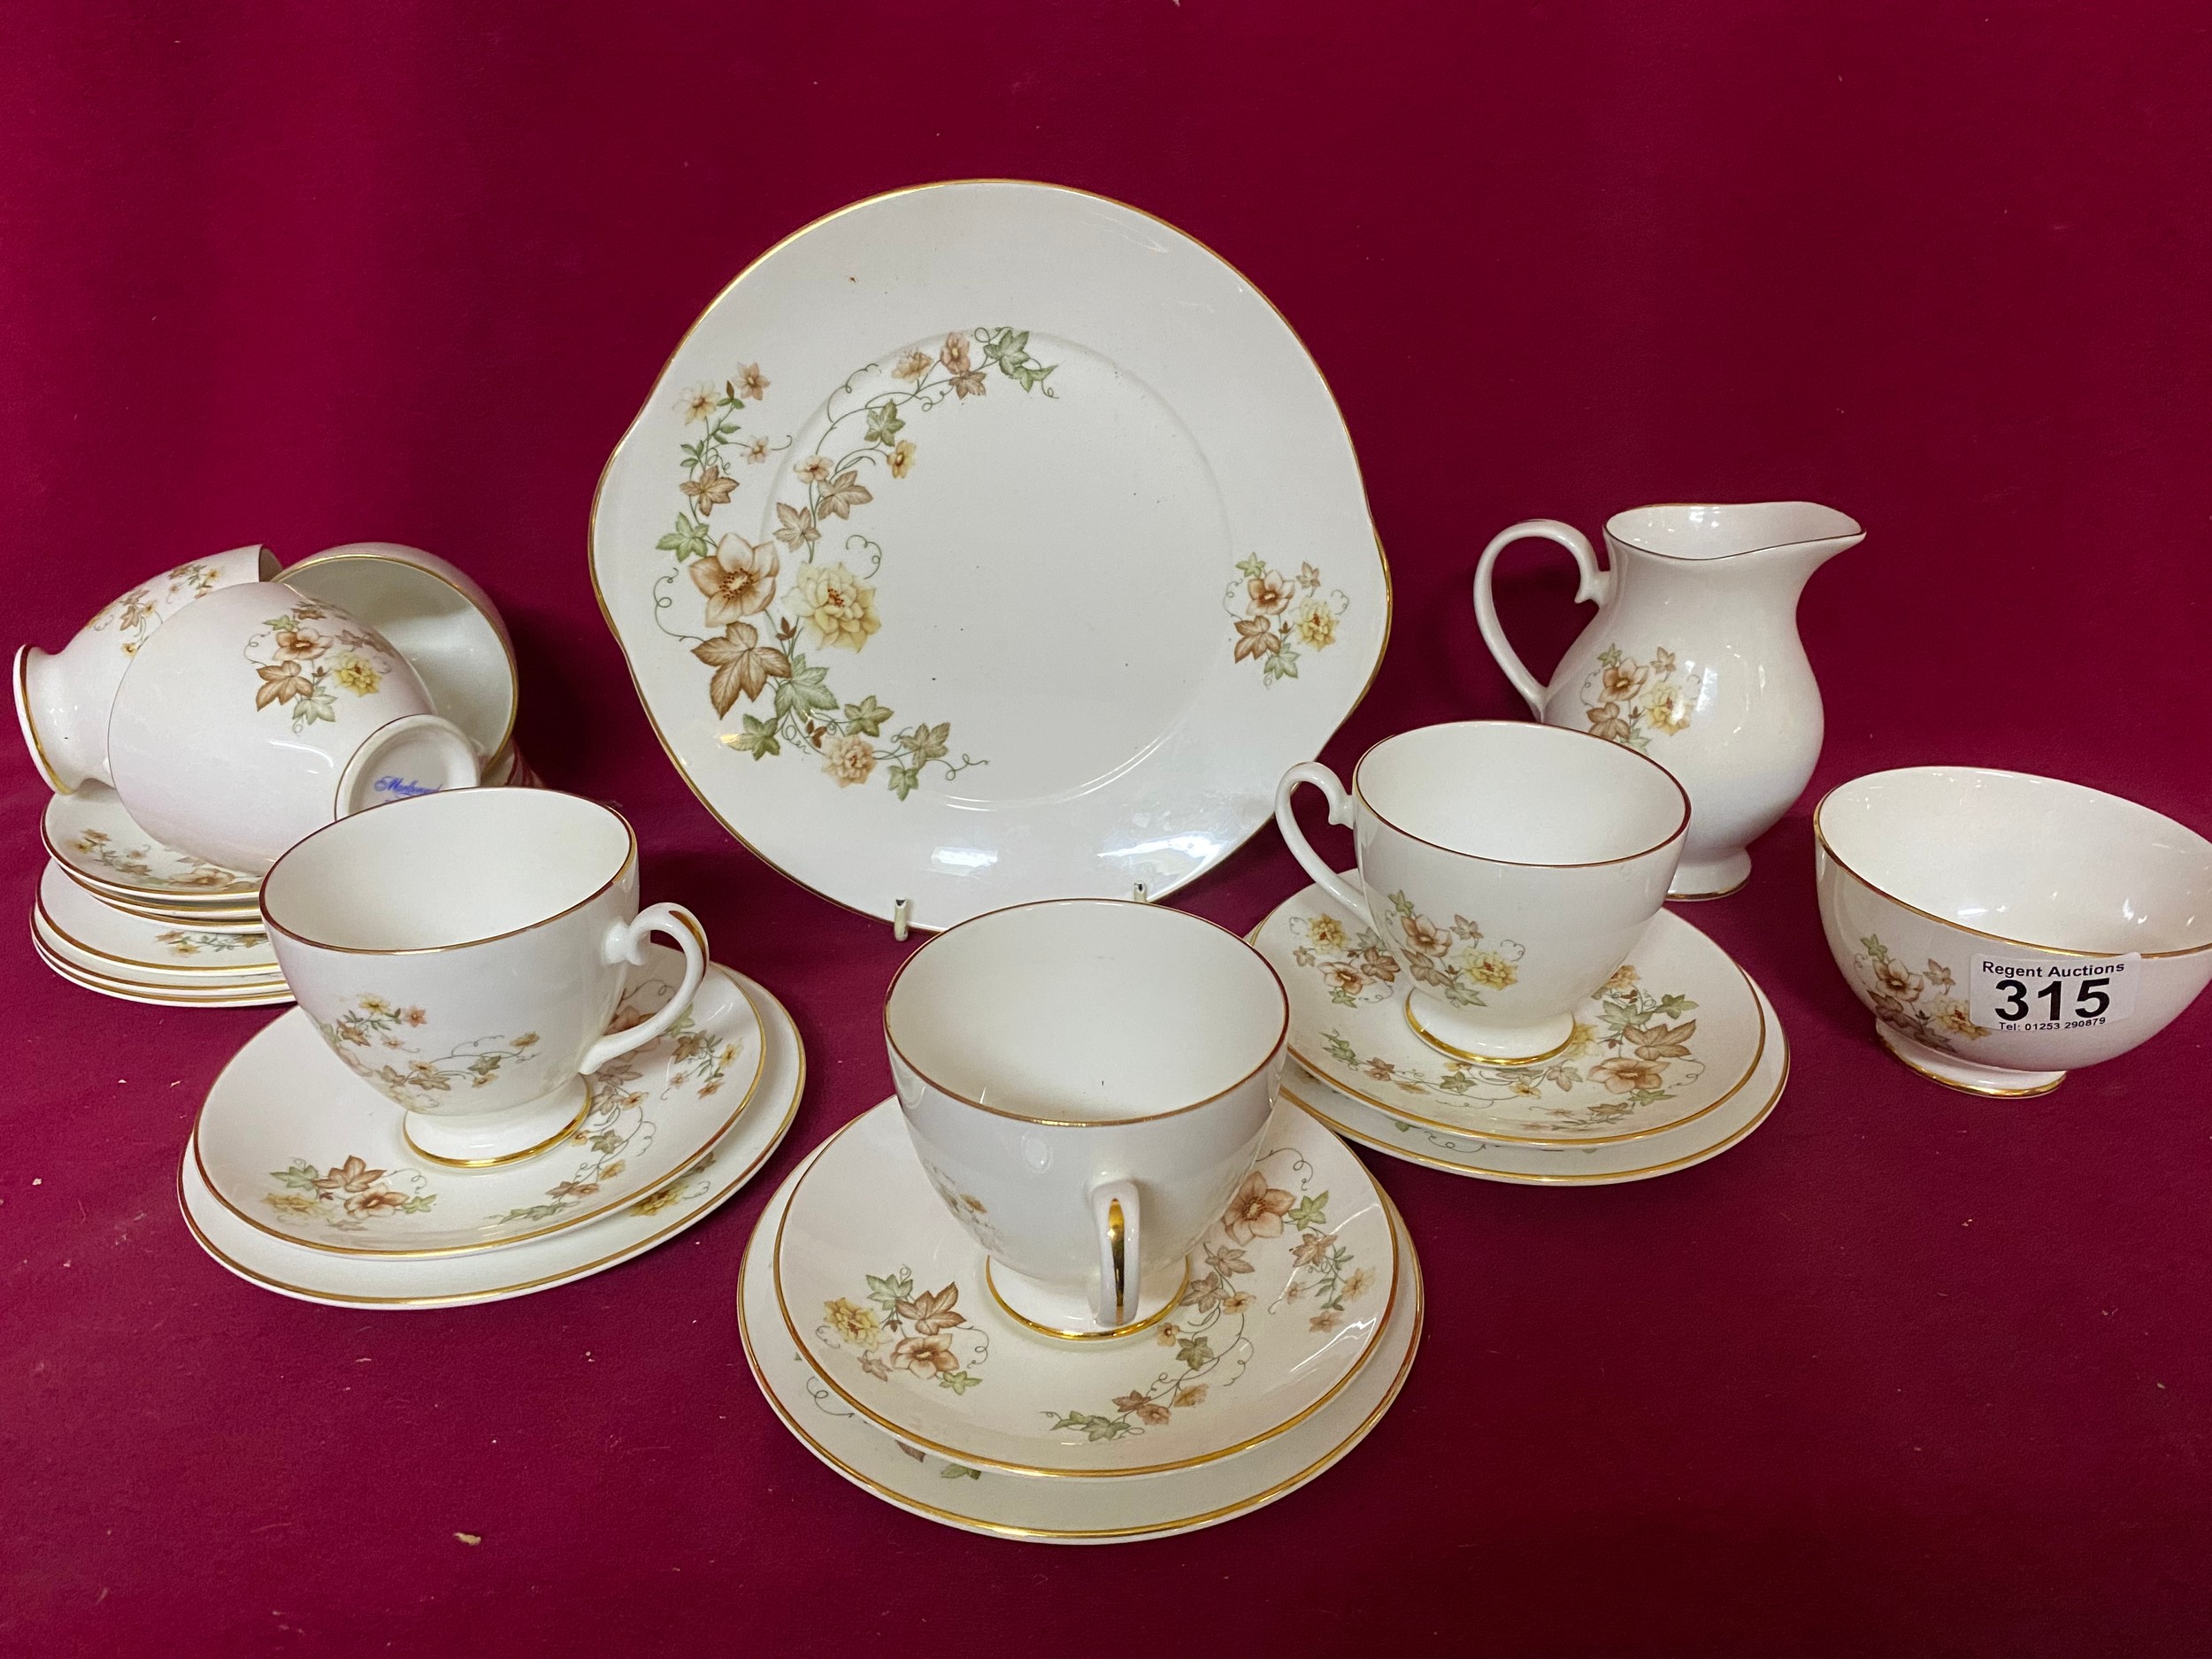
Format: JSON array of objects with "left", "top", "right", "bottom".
[
  {"left": 108, "top": 581, "right": 480, "bottom": 873},
  {"left": 884, "top": 899, "right": 1287, "bottom": 1339},
  {"left": 1276, "top": 720, "right": 1687, "bottom": 1064},
  {"left": 14, "top": 544, "right": 276, "bottom": 793},
  {"left": 263, "top": 788, "right": 709, "bottom": 1166}
]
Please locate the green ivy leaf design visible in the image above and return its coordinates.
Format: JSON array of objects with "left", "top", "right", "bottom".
[
  {"left": 657, "top": 513, "right": 710, "bottom": 562},
  {"left": 1175, "top": 1334, "right": 1215, "bottom": 1371},
  {"left": 863, "top": 403, "right": 905, "bottom": 446},
  {"left": 733, "top": 714, "right": 780, "bottom": 759},
  {"left": 271, "top": 1160, "right": 320, "bottom": 1191},
  {"left": 1049, "top": 1412, "right": 1134, "bottom": 1441},
  {"left": 939, "top": 1371, "right": 982, "bottom": 1396},
  {"left": 772, "top": 658, "right": 838, "bottom": 723},
  {"left": 940, "top": 1464, "right": 983, "bottom": 1481},
  {"left": 905, "top": 722, "right": 949, "bottom": 764},
  {"left": 1286, "top": 1192, "right": 1329, "bottom": 1231},
  {"left": 886, "top": 765, "right": 919, "bottom": 801},
  {"left": 843, "top": 695, "right": 892, "bottom": 737}
]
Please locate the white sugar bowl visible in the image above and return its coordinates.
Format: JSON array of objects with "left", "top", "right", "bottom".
[
  {"left": 108, "top": 581, "right": 479, "bottom": 873},
  {"left": 13, "top": 544, "right": 276, "bottom": 792},
  {"left": 1816, "top": 766, "right": 2212, "bottom": 1095}
]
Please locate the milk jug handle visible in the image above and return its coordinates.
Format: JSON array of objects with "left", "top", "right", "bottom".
[{"left": 1472, "top": 519, "right": 1612, "bottom": 717}]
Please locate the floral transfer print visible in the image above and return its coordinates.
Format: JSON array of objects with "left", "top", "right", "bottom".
[
  {"left": 1046, "top": 1147, "right": 1371, "bottom": 1442},
  {"left": 88, "top": 561, "right": 222, "bottom": 656},
  {"left": 630, "top": 1152, "right": 715, "bottom": 1217},
  {"left": 316, "top": 995, "right": 541, "bottom": 1107},
  {"left": 1580, "top": 645, "right": 1695, "bottom": 752},
  {"left": 1319, "top": 963, "right": 1705, "bottom": 1133},
  {"left": 1288, "top": 896, "right": 1522, "bottom": 1011},
  {"left": 264, "top": 1154, "right": 435, "bottom": 1231},
  {"left": 155, "top": 929, "right": 266, "bottom": 956},
  {"left": 1853, "top": 935, "right": 1990, "bottom": 1051},
  {"left": 818, "top": 1268, "right": 987, "bottom": 1396},
  {"left": 1225, "top": 557, "right": 1348, "bottom": 684},
  {"left": 486, "top": 976, "right": 740, "bottom": 1226},
  {"left": 1287, "top": 909, "right": 1402, "bottom": 1006},
  {"left": 654, "top": 331, "right": 1056, "bottom": 798},
  {"left": 243, "top": 603, "right": 403, "bottom": 733},
  {"left": 66, "top": 828, "right": 250, "bottom": 893}
]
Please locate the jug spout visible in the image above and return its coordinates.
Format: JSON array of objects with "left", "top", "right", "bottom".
[{"left": 1604, "top": 501, "right": 1863, "bottom": 589}]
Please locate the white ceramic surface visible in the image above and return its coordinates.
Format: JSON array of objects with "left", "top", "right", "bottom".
[
  {"left": 773, "top": 1094, "right": 1394, "bottom": 1477},
  {"left": 33, "top": 911, "right": 280, "bottom": 993},
  {"left": 1277, "top": 970, "right": 1787, "bottom": 1184},
  {"left": 177, "top": 968, "right": 803, "bottom": 1307},
  {"left": 280, "top": 542, "right": 519, "bottom": 765},
  {"left": 264, "top": 789, "right": 708, "bottom": 1165},
  {"left": 31, "top": 927, "right": 294, "bottom": 1008},
  {"left": 36, "top": 860, "right": 273, "bottom": 977},
  {"left": 42, "top": 783, "right": 259, "bottom": 907},
  {"left": 1277, "top": 721, "right": 1686, "bottom": 1064},
  {"left": 1816, "top": 766, "right": 2212, "bottom": 1096},
  {"left": 591, "top": 180, "right": 1387, "bottom": 931},
  {"left": 740, "top": 1133, "right": 1423, "bottom": 1543},
  {"left": 1253, "top": 881, "right": 1764, "bottom": 1145},
  {"left": 195, "top": 949, "right": 762, "bottom": 1256},
  {"left": 14, "top": 544, "right": 276, "bottom": 792},
  {"left": 885, "top": 899, "right": 1286, "bottom": 1333},
  {"left": 1475, "top": 503, "right": 1862, "bottom": 897},
  {"left": 108, "top": 582, "right": 480, "bottom": 873}
]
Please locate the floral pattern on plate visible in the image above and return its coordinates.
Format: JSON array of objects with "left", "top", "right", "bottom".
[
  {"left": 818, "top": 1271, "right": 987, "bottom": 1396},
  {"left": 244, "top": 602, "right": 404, "bottom": 732},
  {"left": 1579, "top": 644, "right": 1695, "bottom": 752},
  {"left": 1852, "top": 934, "right": 1990, "bottom": 1053},
  {"left": 653, "top": 331, "right": 1057, "bottom": 800},
  {"left": 1226, "top": 557, "right": 1348, "bottom": 684},
  {"left": 1259, "top": 886, "right": 1763, "bottom": 1144},
  {"left": 265, "top": 1155, "right": 434, "bottom": 1230},
  {"left": 1048, "top": 1151, "right": 1373, "bottom": 1442},
  {"left": 155, "top": 929, "right": 268, "bottom": 957},
  {"left": 63, "top": 826, "right": 253, "bottom": 895}
]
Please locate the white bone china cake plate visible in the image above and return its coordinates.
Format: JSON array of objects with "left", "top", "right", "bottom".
[{"left": 591, "top": 181, "right": 1386, "bottom": 930}]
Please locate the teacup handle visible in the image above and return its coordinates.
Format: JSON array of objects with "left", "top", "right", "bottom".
[
  {"left": 1088, "top": 1177, "right": 1141, "bottom": 1330},
  {"left": 1471, "top": 518, "right": 1613, "bottom": 717},
  {"left": 1274, "top": 762, "right": 1377, "bottom": 931},
  {"left": 579, "top": 902, "right": 709, "bottom": 1077}
]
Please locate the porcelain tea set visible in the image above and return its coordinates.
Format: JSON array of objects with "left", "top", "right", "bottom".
[{"left": 19, "top": 180, "right": 2212, "bottom": 1541}]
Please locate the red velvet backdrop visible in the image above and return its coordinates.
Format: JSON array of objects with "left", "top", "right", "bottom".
[{"left": 5, "top": 4, "right": 2211, "bottom": 1654}]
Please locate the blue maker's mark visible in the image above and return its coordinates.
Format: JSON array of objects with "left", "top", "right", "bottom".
[{"left": 373, "top": 775, "right": 442, "bottom": 799}]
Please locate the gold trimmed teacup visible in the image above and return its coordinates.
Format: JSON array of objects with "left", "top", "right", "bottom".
[
  {"left": 264, "top": 787, "right": 708, "bottom": 1166},
  {"left": 884, "top": 899, "right": 1287, "bottom": 1338},
  {"left": 1275, "top": 720, "right": 1687, "bottom": 1064}
]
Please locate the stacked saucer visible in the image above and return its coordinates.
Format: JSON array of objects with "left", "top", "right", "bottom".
[
  {"left": 179, "top": 947, "right": 803, "bottom": 1307},
  {"left": 738, "top": 1095, "right": 1423, "bottom": 1543},
  {"left": 36, "top": 786, "right": 287, "bottom": 1006},
  {"left": 1251, "top": 879, "right": 1789, "bottom": 1184}
]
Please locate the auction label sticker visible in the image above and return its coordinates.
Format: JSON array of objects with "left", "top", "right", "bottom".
[{"left": 1970, "top": 951, "right": 2139, "bottom": 1033}]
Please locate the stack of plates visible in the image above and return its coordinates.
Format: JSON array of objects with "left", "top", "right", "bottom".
[
  {"left": 737, "top": 1095, "right": 1423, "bottom": 1543},
  {"left": 178, "top": 948, "right": 802, "bottom": 1307},
  {"left": 1250, "top": 880, "right": 1789, "bottom": 1184},
  {"left": 32, "top": 754, "right": 541, "bottom": 1008}
]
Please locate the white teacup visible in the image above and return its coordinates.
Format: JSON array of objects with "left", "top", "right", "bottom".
[
  {"left": 14, "top": 544, "right": 276, "bottom": 793},
  {"left": 263, "top": 788, "right": 709, "bottom": 1165},
  {"left": 884, "top": 899, "right": 1287, "bottom": 1338},
  {"left": 1276, "top": 720, "right": 1687, "bottom": 1064},
  {"left": 108, "top": 581, "right": 480, "bottom": 873}
]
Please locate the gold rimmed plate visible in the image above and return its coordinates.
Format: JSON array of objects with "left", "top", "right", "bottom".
[
  {"left": 192, "top": 946, "right": 766, "bottom": 1257},
  {"left": 771, "top": 1094, "right": 1396, "bottom": 1479},
  {"left": 740, "top": 1135, "right": 1423, "bottom": 1542}
]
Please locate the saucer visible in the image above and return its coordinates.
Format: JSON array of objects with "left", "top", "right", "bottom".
[
  {"left": 773, "top": 1094, "right": 1395, "bottom": 1479},
  {"left": 177, "top": 969, "right": 803, "bottom": 1307},
  {"left": 592, "top": 180, "right": 1386, "bottom": 932},
  {"left": 43, "top": 782, "right": 259, "bottom": 905},
  {"left": 31, "top": 927, "right": 292, "bottom": 1007},
  {"left": 193, "top": 946, "right": 765, "bottom": 1256},
  {"left": 1279, "top": 973, "right": 1788, "bottom": 1184},
  {"left": 1254, "top": 881, "right": 1765, "bottom": 1146},
  {"left": 739, "top": 1135, "right": 1424, "bottom": 1542},
  {"left": 36, "top": 861, "right": 274, "bottom": 977},
  {"left": 34, "top": 910, "right": 283, "bottom": 991}
]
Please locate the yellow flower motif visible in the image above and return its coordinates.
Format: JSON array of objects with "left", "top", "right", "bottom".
[
  {"left": 793, "top": 561, "right": 882, "bottom": 653},
  {"left": 331, "top": 654, "right": 380, "bottom": 696},
  {"left": 1292, "top": 597, "right": 1338, "bottom": 650},
  {"left": 1463, "top": 951, "right": 1518, "bottom": 991},
  {"left": 891, "top": 350, "right": 933, "bottom": 380},
  {"left": 1643, "top": 687, "right": 1694, "bottom": 734},
  {"left": 1305, "top": 914, "right": 1347, "bottom": 951},
  {"left": 265, "top": 1193, "right": 318, "bottom": 1218},
  {"left": 822, "top": 1296, "right": 880, "bottom": 1348},
  {"left": 888, "top": 439, "right": 916, "bottom": 478}
]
